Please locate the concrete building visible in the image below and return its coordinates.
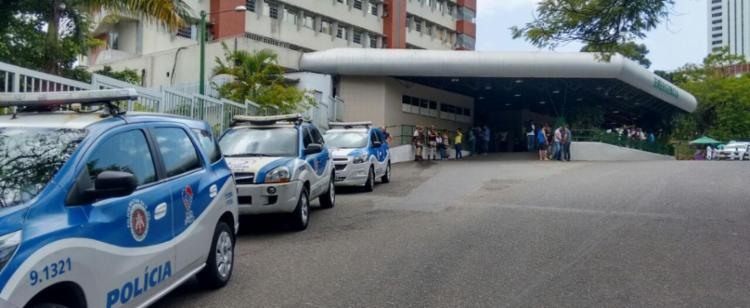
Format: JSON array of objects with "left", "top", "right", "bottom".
[
  {"left": 708, "top": 0, "right": 750, "bottom": 58},
  {"left": 84, "top": 0, "right": 477, "bottom": 87}
]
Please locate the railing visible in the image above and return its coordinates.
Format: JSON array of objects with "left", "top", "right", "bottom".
[
  {"left": 573, "top": 129, "right": 674, "bottom": 156},
  {"left": 0, "top": 60, "right": 345, "bottom": 136}
]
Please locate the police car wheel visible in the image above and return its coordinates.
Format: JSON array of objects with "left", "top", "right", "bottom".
[
  {"left": 364, "top": 167, "right": 375, "bottom": 192},
  {"left": 198, "top": 222, "right": 234, "bottom": 289},
  {"left": 290, "top": 188, "right": 310, "bottom": 231},
  {"left": 319, "top": 174, "right": 335, "bottom": 209},
  {"left": 381, "top": 162, "right": 391, "bottom": 183},
  {"left": 29, "top": 304, "right": 68, "bottom": 308}
]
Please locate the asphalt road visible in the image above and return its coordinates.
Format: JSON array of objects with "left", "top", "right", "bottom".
[{"left": 155, "top": 154, "right": 750, "bottom": 307}]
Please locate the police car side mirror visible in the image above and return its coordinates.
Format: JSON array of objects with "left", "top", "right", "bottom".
[
  {"left": 90, "top": 171, "right": 138, "bottom": 200},
  {"left": 304, "top": 143, "right": 323, "bottom": 155},
  {"left": 373, "top": 141, "right": 383, "bottom": 148}
]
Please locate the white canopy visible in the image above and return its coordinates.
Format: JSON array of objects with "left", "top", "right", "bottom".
[{"left": 299, "top": 49, "right": 697, "bottom": 113}]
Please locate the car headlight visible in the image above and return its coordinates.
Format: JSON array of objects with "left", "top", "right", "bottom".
[
  {"left": 352, "top": 153, "right": 368, "bottom": 164},
  {"left": 265, "top": 166, "right": 290, "bottom": 183},
  {"left": 0, "top": 231, "right": 22, "bottom": 272}
]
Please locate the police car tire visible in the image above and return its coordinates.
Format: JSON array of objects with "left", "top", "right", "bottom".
[
  {"left": 197, "top": 222, "right": 234, "bottom": 289},
  {"left": 364, "top": 167, "right": 375, "bottom": 192},
  {"left": 29, "top": 304, "right": 68, "bottom": 308},
  {"left": 319, "top": 174, "right": 335, "bottom": 209},
  {"left": 290, "top": 188, "right": 310, "bottom": 231},
  {"left": 381, "top": 162, "right": 391, "bottom": 183}
]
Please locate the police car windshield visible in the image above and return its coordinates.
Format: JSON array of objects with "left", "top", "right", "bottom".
[
  {"left": 324, "top": 131, "right": 368, "bottom": 149},
  {"left": 220, "top": 127, "right": 298, "bottom": 157},
  {"left": 0, "top": 127, "right": 86, "bottom": 209}
]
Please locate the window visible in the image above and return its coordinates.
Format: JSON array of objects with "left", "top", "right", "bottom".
[
  {"left": 321, "top": 19, "right": 331, "bottom": 34},
  {"left": 220, "top": 127, "right": 298, "bottom": 157},
  {"left": 192, "top": 129, "right": 222, "bottom": 164},
  {"left": 353, "top": 31, "right": 362, "bottom": 44},
  {"left": 370, "top": 131, "right": 380, "bottom": 144},
  {"left": 303, "top": 13, "right": 315, "bottom": 29},
  {"left": 266, "top": 0, "right": 279, "bottom": 19},
  {"left": 153, "top": 127, "right": 202, "bottom": 177},
  {"left": 310, "top": 128, "right": 325, "bottom": 145},
  {"left": 283, "top": 7, "right": 298, "bottom": 25},
  {"left": 370, "top": 35, "right": 378, "bottom": 48},
  {"left": 246, "top": 0, "right": 256, "bottom": 12},
  {"left": 85, "top": 130, "right": 156, "bottom": 187},
  {"left": 176, "top": 25, "right": 193, "bottom": 39},
  {"left": 415, "top": 20, "right": 422, "bottom": 32},
  {"left": 302, "top": 127, "right": 313, "bottom": 148},
  {"left": 464, "top": 108, "right": 471, "bottom": 116},
  {"left": 353, "top": 0, "right": 363, "bottom": 10},
  {"left": 370, "top": 1, "right": 379, "bottom": 16}
]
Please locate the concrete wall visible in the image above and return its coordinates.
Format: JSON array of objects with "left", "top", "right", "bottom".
[
  {"left": 570, "top": 142, "right": 674, "bottom": 161},
  {"left": 338, "top": 76, "right": 388, "bottom": 125}
]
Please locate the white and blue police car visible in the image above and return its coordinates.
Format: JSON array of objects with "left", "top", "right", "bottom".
[
  {"left": 0, "top": 89, "right": 239, "bottom": 308},
  {"left": 219, "top": 114, "right": 335, "bottom": 231},
  {"left": 324, "top": 122, "right": 391, "bottom": 192}
]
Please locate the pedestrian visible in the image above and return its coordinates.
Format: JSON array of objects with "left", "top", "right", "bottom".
[
  {"left": 526, "top": 121, "right": 536, "bottom": 152},
  {"left": 553, "top": 125, "right": 563, "bottom": 161},
  {"left": 482, "top": 125, "right": 491, "bottom": 155},
  {"left": 412, "top": 126, "right": 424, "bottom": 161},
  {"left": 544, "top": 123, "right": 553, "bottom": 160},
  {"left": 427, "top": 126, "right": 438, "bottom": 160},
  {"left": 563, "top": 124, "right": 572, "bottom": 161},
  {"left": 537, "top": 127, "right": 548, "bottom": 161},
  {"left": 441, "top": 130, "right": 450, "bottom": 160},
  {"left": 454, "top": 128, "right": 464, "bottom": 160},
  {"left": 467, "top": 128, "right": 476, "bottom": 157},
  {"left": 380, "top": 126, "right": 393, "bottom": 145}
]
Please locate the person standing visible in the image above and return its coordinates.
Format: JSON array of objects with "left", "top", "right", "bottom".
[
  {"left": 454, "top": 128, "right": 464, "bottom": 160},
  {"left": 553, "top": 125, "right": 563, "bottom": 161},
  {"left": 380, "top": 126, "right": 393, "bottom": 145},
  {"left": 563, "top": 124, "right": 572, "bottom": 161},
  {"left": 482, "top": 125, "right": 491, "bottom": 155},
  {"left": 467, "top": 128, "right": 476, "bottom": 157},
  {"left": 537, "top": 126, "right": 548, "bottom": 161},
  {"left": 412, "top": 126, "right": 424, "bottom": 161},
  {"left": 526, "top": 121, "right": 536, "bottom": 152},
  {"left": 427, "top": 126, "right": 438, "bottom": 160},
  {"left": 544, "top": 123, "right": 554, "bottom": 160},
  {"left": 440, "top": 130, "right": 450, "bottom": 160}
]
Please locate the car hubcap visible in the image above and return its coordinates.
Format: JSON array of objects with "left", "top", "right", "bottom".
[
  {"left": 301, "top": 195, "right": 309, "bottom": 223},
  {"left": 215, "top": 231, "right": 233, "bottom": 279}
]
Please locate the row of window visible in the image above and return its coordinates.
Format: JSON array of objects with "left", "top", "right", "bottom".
[
  {"left": 89, "top": 127, "right": 220, "bottom": 188},
  {"left": 248, "top": 0, "right": 384, "bottom": 48},
  {"left": 401, "top": 95, "right": 472, "bottom": 124},
  {"left": 409, "top": 0, "right": 459, "bottom": 17},
  {"left": 407, "top": 14, "right": 457, "bottom": 45}
]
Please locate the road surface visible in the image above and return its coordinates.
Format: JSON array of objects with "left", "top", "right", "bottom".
[{"left": 156, "top": 155, "right": 750, "bottom": 307}]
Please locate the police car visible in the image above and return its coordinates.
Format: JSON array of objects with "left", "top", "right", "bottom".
[
  {"left": 0, "top": 89, "right": 239, "bottom": 308},
  {"left": 219, "top": 114, "right": 335, "bottom": 230},
  {"left": 324, "top": 122, "right": 391, "bottom": 192}
]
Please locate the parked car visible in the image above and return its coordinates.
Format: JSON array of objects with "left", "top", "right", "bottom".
[
  {"left": 0, "top": 89, "right": 239, "bottom": 308},
  {"left": 324, "top": 122, "right": 391, "bottom": 192},
  {"left": 716, "top": 141, "right": 750, "bottom": 160},
  {"left": 219, "top": 114, "right": 335, "bottom": 230}
]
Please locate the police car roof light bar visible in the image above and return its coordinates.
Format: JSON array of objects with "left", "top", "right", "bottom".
[
  {"left": 232, "top": 114, "right": 304, "bottom": 126},
  {"left": 329, "top": 121, "right": 373, "bottom": 129},
  {"left": 0, "top": 89, "right": 139, "bottom": 108}
]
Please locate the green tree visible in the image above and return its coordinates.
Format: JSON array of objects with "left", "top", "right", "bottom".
[
  {"left": 212, "top": 43, "right": 315, "bottom": 113},
  {"left": 0, "top": 0, "right": 191, "bottom": 79},
  {"left": 669, "top": 48, "right": 750, "bottom": 141},
  {"left": 511, "top": 0, "right": 673, "bottom": 61},
  {"left": 94, "top": 66, "right": 142, "bottom": 85},
  {"left": 581, "top": 42, "right": 652, "bottom": 68}
]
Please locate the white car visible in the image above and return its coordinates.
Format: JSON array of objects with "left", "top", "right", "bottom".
[
  {"left": 716, "top": 141, "right": 750, "bottom": 160},
  {"left": 324, "top": 122, "right": 391, "bottom": 192},
  {"left": 219, "top": 115, "right": 335, "bottom": 231}
]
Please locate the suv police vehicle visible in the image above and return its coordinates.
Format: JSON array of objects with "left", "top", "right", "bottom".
[
  {"left": 0, "top": 89, "right": 239, "bottom": 308},
  {"left": 324, "top": 122, "right": 391, "bottom": 192},
  {"left": 219, "top": 114, "right": 335, "bottom": 230}
]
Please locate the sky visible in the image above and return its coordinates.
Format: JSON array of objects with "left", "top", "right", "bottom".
[{"left": 476, "top": 0, "right": 708, "bottom": 72}]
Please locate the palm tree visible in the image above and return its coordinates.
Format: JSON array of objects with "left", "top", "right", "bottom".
[
  {"left": 43, "top": 0, "right": 193, "bottom": 73},
  {"left": 212, "top": 43, "right": 287, "bottom": 105}
]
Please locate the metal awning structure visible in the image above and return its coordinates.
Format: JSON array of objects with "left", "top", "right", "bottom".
[{"left": 299, "top": 49, "right": 697, "bottom": 118}]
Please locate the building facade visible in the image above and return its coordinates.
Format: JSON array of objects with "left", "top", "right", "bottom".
[{"left": 708, "top": 0, "right": 750, "bottom": 58}]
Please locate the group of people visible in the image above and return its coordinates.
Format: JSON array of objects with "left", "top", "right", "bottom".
[
  {"left": 526, "top": 121, "right": 572, "bottom": 161},
  {"left": 608, "top": 126, "right": 656, "bottom": 143},
  {"left": 412, "top": 126, "right": 474, "bottom": 161}
]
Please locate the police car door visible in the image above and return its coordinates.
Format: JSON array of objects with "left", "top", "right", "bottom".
[
  {"left": 370, "top": 130, "right": 385, "bottom": 175},
  {"left": 71, "top": 127, "right": 175, "bottom": 308},
  {"left": 301, "top": 127, "right": 324, "bottom": 197},
  {"left": 149, "top": 126, "right": 212, "bottom": 275}
]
